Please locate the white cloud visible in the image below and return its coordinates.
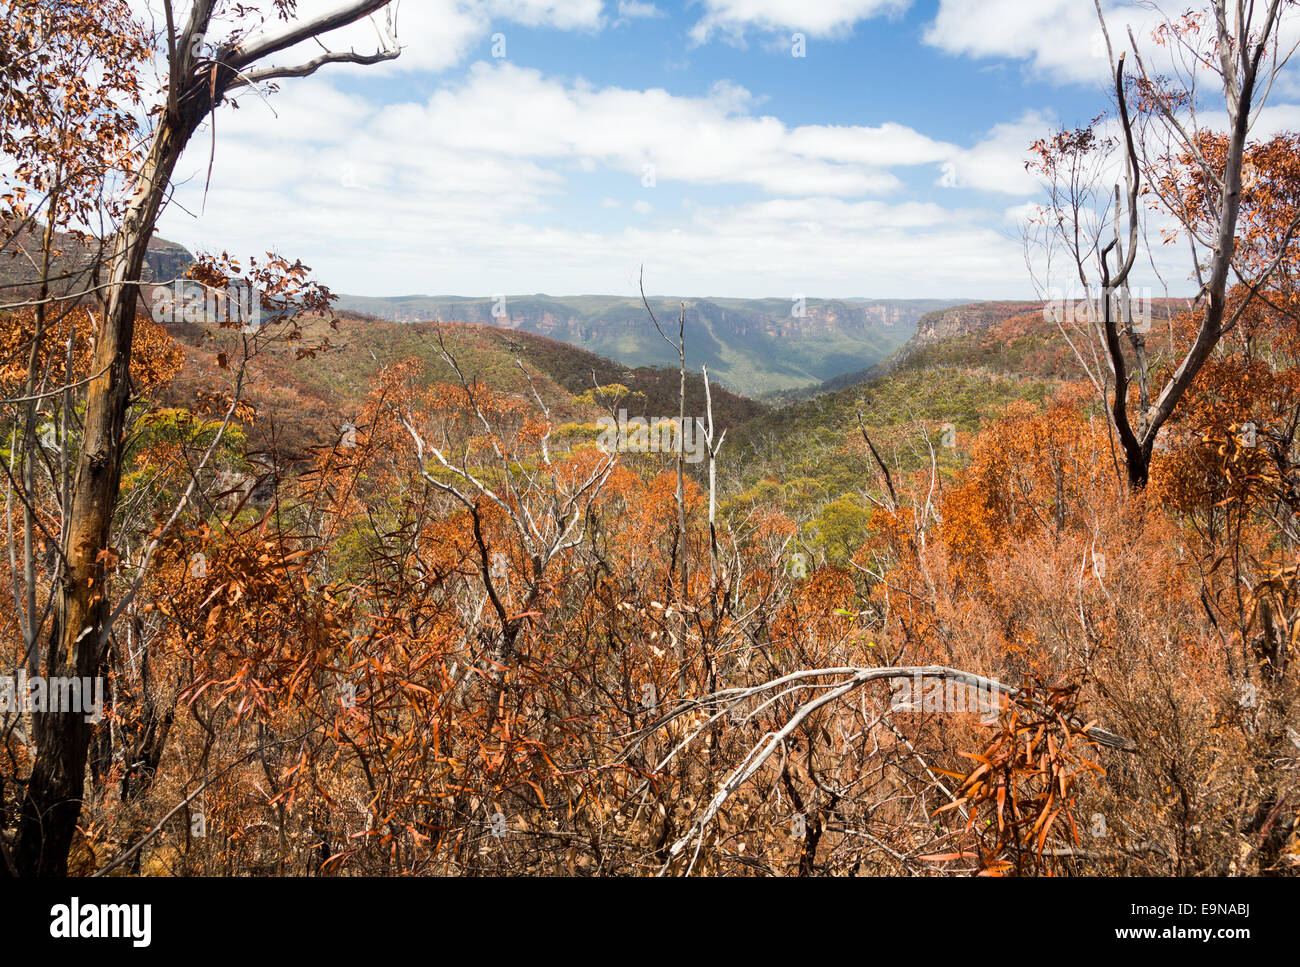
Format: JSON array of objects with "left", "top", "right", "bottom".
[
  {"left": 107, "top": 0, "right": 1221, "bottom": 303},
  {"left": 131, "top": 0, "right": 606, "bottom": 77},
  {"left": 691, "top": 0, "right": 909, "bottom": 43},
  {"left": 1273, "top": 68, "right": 1300, "bottom": 102},
  {"left": 691, "top": 196, "right": 967, "bottom": 233},
  {"left": 617, "top": 1, "right": 664, "bottom": 19},
  {"left": 925, "top": 0, "right": 1300, "bottom": 90},
  {"left": 788, "top": 114, "right": 1052, "bottom": 197},
  {"left": 158, "top": 86, "right": 1038, "bottom": 300},
  {"left": 152, "top": 56, "right": 1077, "bottom": 300},
  {"left": 937, "top": 112, "right": 1052, "bottom": 195},
  {"left": 1002, "top": 201, "right": 1042, "bottom": 226},
  {"left": 787, "top": 122, "right": 953, "bottom": 167},
  {"left": 924, "top": 1, "right": 1164, "bottom": 86},
  {"left": 369, "top": 64, "right": 903, "bottom": 196},
  {"left": 1228, "top": 104, "right": 1300, "bottom": 141}
]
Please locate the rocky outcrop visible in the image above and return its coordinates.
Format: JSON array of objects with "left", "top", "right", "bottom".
[
  {"left": 141, "top": 237, "right": 195, "bottom": 283},
  {"left": 898, "top": 301, "right": 1043, "bottom": 362},
  {"left": 0, "top": 219, "right": 196, "bottom": 295}
]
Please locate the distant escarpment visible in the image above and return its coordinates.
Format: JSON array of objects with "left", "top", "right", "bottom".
[
  {"left": 332, "top": 292, "right": 966, "bottom": 397},
  {"left": 816, "top": 301, "right": 1045, "bottom": 394}
]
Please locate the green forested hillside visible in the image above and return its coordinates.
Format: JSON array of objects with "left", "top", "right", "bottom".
[
  {"left": 718, "top": 304, "right": 1086, "bottom": 560},
  {"left": 158, "top": 313, "right": 766, "bottom": 457}
]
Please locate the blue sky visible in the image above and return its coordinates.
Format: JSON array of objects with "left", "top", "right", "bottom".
[{"left": 148, "top": 0, "right": 1300, "bottom": 301}]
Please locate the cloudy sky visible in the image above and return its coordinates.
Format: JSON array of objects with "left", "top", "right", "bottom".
[{"left": 142, "top": 0, "right": 1300, "bottom": 301}]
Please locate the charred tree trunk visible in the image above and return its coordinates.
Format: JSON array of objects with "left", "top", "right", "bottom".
[
  {"left": 6, "top": 0, "right": 397, "bottom": 878},
  {"left": 12, "top": 71, "right": 216, "bottom": 876}
]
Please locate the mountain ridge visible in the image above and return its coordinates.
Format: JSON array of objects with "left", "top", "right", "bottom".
[
  {"left": 331, "top": 291, "right": 967, "bottom": 397},
  {"left": 813, "top": 300, "right": 1046, "bottom": 394},
  {"left": 7, "top": 225, "right": 979, "bottom": 399}
]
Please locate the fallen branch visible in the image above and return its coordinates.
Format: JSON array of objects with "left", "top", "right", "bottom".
[{"left": 629, "top": 665, "right": 1137, "bottom": 875}]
